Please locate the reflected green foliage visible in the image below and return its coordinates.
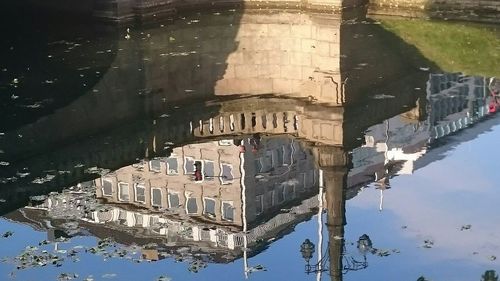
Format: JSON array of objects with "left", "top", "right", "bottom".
[
  {"left": 482, "top": 270, "right": 499, "bottom": 281},
  {"left": 380, "top": 18, "right": 500, "bottom": 78}
]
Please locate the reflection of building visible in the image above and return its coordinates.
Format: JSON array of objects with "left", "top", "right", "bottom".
[
  {"left": 331, "top": 73, "right": 496, "bottom": 213},
  {"left": 94, "top": 136, "right": 318, "bottom": 228},
  {"left": 427, "top": 73, "right": 492, "bottom": 139},
  {"left": 13, "top": 136, "right": 321, "bottom": 266}
]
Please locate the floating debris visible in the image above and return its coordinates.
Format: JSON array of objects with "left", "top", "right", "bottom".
[
  {"left": 422, "top": 239, "right": 434, "bottom": 249},
  {"left": 2, "top": 231, "right": 13, "bottom": 238},
  {"left": 373, "top": 94, "right": 395, "bottom": 99},
  {"left": 188, "top": 260, "right": 207, "bottom": 273},
  {"left": 29, "top": 195, "right": 48, "bottom": 202},
  {"left": 16, "top": 171, "right": 30, "bottom": 178},
  {"left": 489, "top": 255, "right": 497, "bottom": 261},
  {"left": 31, "top": 174, "right": 56, "bottom": 184},
  {"left": 0, "top": 161, "right": 9, "bottom": 166},
  {"left": 156, "top": 276, "right": 172, "bottom": 281},
  {"left": 374, "top": 249, "right": 391, "bottom": 257},
  {"left": 57, "top": 273, "right": 78, "bottom": 281},
  {"left": 102, "top": 273, "right": 117, "bottom": 279},
  {"left": 84, "top": 167, "right": 110, "bottom": 176},
  {"left": 460, "top": 224, "right": 471, "bottom": 231},
  {"left": 247, "top": 264, "right": 267, "bottom": 273}
]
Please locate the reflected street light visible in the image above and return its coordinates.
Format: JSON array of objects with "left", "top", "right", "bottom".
[{"left": 300, "top": 239, "right": 315, "bottom": 273}]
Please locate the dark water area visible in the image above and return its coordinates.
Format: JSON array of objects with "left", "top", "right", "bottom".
[{"left": 0, "top": 7, "right": 500, "bottom": 281}]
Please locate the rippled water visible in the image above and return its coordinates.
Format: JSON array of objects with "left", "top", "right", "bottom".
[{"left": 0, "top": 7, "right": 499, "bottom": 281}]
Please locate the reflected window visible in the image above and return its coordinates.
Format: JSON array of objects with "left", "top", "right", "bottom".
[
  {"left": 276, "top": 147, "right": 284, "bottom": 167},
  {"left": 297, "top": 173, "right": 306, "bottom": 192},
  {"left": 204, "top": 198, "right": 216, "bottom": 218},
  {"left": 307, "top": 170, "right": 315, "bottom": 188},
  {"left": 276, "top": 184, "right": 285, "bottom": 203},
  {"left": 255, "top": 195, "right": 263, "bottom": 215},
  {"left": 218, "top": 140, "right": 232, "bottom": 146},
  {"left": 149, "top": 159, "right": 161, "bottom": 172},
  {"left": 220, "top": 164, "right": 233, "bottom": 184},
  {"left": 149, "top": 216, "right": 159, "bottom": 227},
  {"left": 134, "top": 213, "right": 143, "bottom": 226},
  {"left": 254, "top": 159, "right": 263, "bottom": 173},
  {"left": 264, "top": 151, "right": 273, "bottom": 171},
  {"left": 194, "top": 161, "right": 203, "bottom": 182},
  {"left": 283, "top": 145, "right": 292, "bottom": 165},
  {"left": 285, "top": 185, "right": 295, "bottom": 200},
  {"left": 151, "top": 188, "right": 162, "bottom": 207},
  {"left": 166, "top": 157, "right": 178, "bottom": 175},
  {"left": 102, "top": 179, "right": 113, "bottom": 197},
  {"left": 204, "top": 161, "right": 215, "bottom": 180},
  {"left": 118, "top": 182, "right": 130, "bottom": 201},
  {"left": 135, "top": 183, "right": 146, "bottom": 203},
  {"left": 201, "top": 230, "right": 211, "bottom": 241},
  {"left": 266, "top": 190, "right": 274, "bottom": 207},
  {"left": 186, "top": 197, "right": 198, "bottom": 214},
  {"left": 118, "top": 210, "right": 127, "bottom": 224},
  {"left": 185, "top": 157, "right": 195, "bottom": 174},
  {"left": 222, "top": 202, "right": 234, "bottom": 221},
  {"left": 168, "top": 192, "right": 180, "bottom": 208}
]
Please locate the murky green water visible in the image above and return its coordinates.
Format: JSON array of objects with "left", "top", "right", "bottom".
[{"left": 0, "top": 7, "right": 499, "bottom": 281}]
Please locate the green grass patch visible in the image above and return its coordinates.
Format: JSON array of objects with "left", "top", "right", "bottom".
[{"left": 380, "top": 18, "right": 500, "bottom": 78}]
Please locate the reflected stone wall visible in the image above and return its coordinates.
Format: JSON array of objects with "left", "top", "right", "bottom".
[{"left": 212, "top": 12, "right": 343, "bottom": 104}]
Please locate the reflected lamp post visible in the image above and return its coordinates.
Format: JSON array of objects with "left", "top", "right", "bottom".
[
  {"left": 300, "top": 235, "right": 372, "bottom": 276},
  {"left": 342, "top": 234, "right": 371, "bottom": 273},
  {"left": 300, "top": 239, "right": 315, "bottom": 273}
]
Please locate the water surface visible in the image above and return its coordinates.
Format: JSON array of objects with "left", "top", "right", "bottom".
[{"left": 0, "top": 8, "right": 499, "bottom": 281}]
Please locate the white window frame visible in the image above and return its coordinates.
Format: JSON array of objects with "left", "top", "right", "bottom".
[
  {"left": 101, "top": 178, "right": 113, "bottom": 197},
  {"left": 168, "top": 191, "right": 180, "bottom": 208},
  {"left": 183, "top": 157, "right": 195, "bottom": 175},
  {"left": 118, "top": 182, "right": 130, "bottom": 201},
  {"left": 149, "top": 159, "right": 162, "bottom": 173},
  {"left": 203, "top": 197, "right": 216, "bottom": 218},
  {"left": 185, "top": 193, "right": 198, "bottom": 215},
  {"left": 203, "top": 160, "right": 215, "bottom": 180},
  {"left": 220, "top": 163, "right": 234, "bottom": 185},
  {"left": 166, "top": 157, "right": 179, "bottom": 175},
  {"left": 134, "top": 183, "right": 146, "bottom": 204},
  {"left": 221, "top": 201, "right": 234, "bottom": 221},
  {"left": 151, "top": 187, "right": 163, "bottom": 207}
]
